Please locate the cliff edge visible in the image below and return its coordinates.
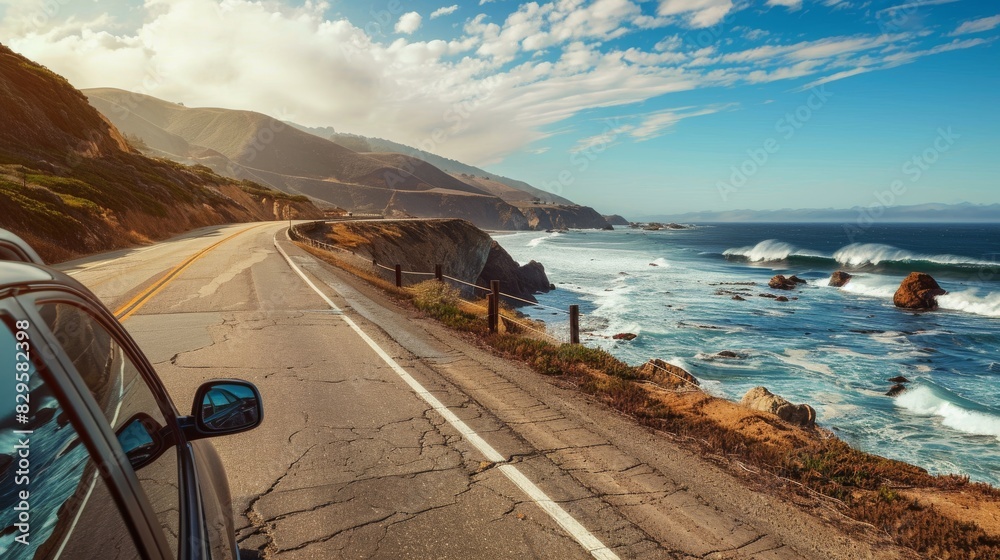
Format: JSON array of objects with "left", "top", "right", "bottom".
[{"left": 313, "top": 219, "right": 551, "bottom": 303}]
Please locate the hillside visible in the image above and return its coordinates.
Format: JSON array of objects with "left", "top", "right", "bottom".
[
  {"left": 0, "top": 44, "right": 321, "bottom": 262},
  {"left": 299, "top": 127, "right": 575, "bottom": 206},
  {"left": 85, "top": 88, "right": 530, "bottom": 230}
]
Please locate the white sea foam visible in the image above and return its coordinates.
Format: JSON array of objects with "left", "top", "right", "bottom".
[
  {"left": 723, "top": 239, "right": 826, "bottom": 262},
  {"left": 650, "top": 257, "right": 670, "bottom": 268},
  {"left": 896, "top": 386, "right": 1000, "bottom": 441},
  {"left": 774, "top": 349, "right": 835, "bottom": 376},
  {"left": 527, "top": 232, "right": 560, "bottom": 248},
  {"left": 833, "top": 243, "right": 994, "bottom": 267},
  {"left": 938, "top": 290, "right": 1000, "bottom": 318},
  {"left": 840, "top": 279, "right": 899, "bottom": 299}
]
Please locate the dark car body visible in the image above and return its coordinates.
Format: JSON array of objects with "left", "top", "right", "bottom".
[{"left": 0, "top": 232, "right": 262, "bottom": 559}]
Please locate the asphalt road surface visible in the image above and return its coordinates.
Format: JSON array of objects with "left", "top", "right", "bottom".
[{"left": 59, "top": 222, "right": 906, "bottom": 560}]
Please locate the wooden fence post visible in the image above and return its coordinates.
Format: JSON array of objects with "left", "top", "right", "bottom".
[
  {"left": 395, "top": 265, "right": 402, "bottom": 288},
  {"left": 488, "top": 280, "right": 500, "bottom": 333},
  {"left": 569, "top": 305, "right": 580, "bottom": 344},
  {"left": 435, "top": 264, "right": 443, "bottom": 281}
]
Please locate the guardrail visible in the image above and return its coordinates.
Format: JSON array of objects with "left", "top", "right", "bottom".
[{"left": 289, "top": 221, "right": 580, "bottom": 344}]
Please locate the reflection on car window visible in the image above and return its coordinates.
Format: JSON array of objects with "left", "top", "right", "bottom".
[
  {"left": 0, "top": 316, "right": 141, "bottom": 559},
  {"left": 39, "top": 303, "right": 180, "bottom": 557}
]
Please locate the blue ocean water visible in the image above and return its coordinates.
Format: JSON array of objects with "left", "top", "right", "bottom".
[{"left": 496, "top": 223, "right": 1000, "bottom": 485}]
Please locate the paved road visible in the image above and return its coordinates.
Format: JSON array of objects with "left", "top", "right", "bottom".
[{"left": 59, "top": 222, "right": 905, "bottom": 560}]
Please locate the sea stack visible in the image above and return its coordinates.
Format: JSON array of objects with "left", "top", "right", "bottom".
[
  {"left": 829, "top": 271, "right": 853, "bottom": 288},
  {"left": 894, "top": 272, "right": 947, "bottom": 310}
]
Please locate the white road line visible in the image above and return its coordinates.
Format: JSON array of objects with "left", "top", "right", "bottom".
[{"left": 273, "top": 232, "right": 619, "bottom": 560}]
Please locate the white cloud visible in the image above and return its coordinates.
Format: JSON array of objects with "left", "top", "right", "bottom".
[
  {"left": 656, "top": 0, "right": 734, "bottom": 28},
  {"left": 395, "top": 11, "right": 422, "bottom": 35},
  {"left": 951, "top": 14, "right": 1000, "bottom": 36},
  {"left": 767, "top": 0, "right": 802, "bottom": 11},
  {"left": 430, "top": 5, "right": 459, "bottom": 20}
]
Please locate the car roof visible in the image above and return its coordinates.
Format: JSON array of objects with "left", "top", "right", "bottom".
[
  {"left": 0, "top": 229, "right": 45, "bottom": 265},
  {"left": 0, "top": 260, "right": 94, "bottom": 297}
]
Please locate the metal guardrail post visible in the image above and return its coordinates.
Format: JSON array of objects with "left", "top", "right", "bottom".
[
  {"left": 489, "top": 280, "right": 500, "bottom": 333},
  {"left": 570, "top": 305, "right": 580, "bottom": 344},
  {"left": 435, "top": 264, "right": 443, "bottom": 281},
  {"left": 395, "top": 265, "right": 402, "bottom": 288}
]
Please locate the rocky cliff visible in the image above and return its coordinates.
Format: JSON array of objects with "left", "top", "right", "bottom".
[
  {"left": 518, "top": 204, "right": 611, "bottom": 230},
  {"left": 384, "top": 191, "right": 529, "bottom": 231},
  {"left": 315, "top": 219, "right": 550, "bottom": 303},
  {"left": 476, "top": 241, "right": 552, "bottom": 304}
]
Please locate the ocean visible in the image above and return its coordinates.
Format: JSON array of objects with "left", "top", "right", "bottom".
[{"left": 495, "top": 223, "right": 1000, "bottom": 486}]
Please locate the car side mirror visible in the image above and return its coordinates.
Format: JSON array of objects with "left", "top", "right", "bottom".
[
  {"left": 116, "top": 413, "right": 166, "bottom": 471},
  {"left": 185, "top": 380, "right": 263, "bottom": 441}
]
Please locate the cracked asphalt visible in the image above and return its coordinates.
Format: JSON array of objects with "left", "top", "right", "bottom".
[{"left": 59, "top": 222, "right": 911, "bottom": 560}]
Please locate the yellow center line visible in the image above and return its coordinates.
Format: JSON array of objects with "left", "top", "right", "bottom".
[{"left": 114, "top": 224, "right": 267, "bottom": 321}]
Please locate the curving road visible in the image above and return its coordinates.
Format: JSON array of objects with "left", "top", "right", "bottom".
[{"left": 59, "top": 222, "right": 905, "bottom": 560}]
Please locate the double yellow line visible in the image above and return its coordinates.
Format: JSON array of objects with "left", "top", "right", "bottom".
[{"left": 114, "top": 224, "right": 265, "bottom": 321}]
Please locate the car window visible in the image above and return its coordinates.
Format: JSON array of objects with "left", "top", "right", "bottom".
[
  {"left": 0, "top": 315, "right": 141, "bottom": 559},
  {"left": 38, "top": 303, "right": 181, "bottom": 558}
]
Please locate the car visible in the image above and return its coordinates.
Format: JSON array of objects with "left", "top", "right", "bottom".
[{"left": 0, "top": 228, "right": 263, "bottom": 559}]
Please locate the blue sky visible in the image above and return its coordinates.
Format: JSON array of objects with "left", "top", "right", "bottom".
[{"left": 1, "top": 0, "right": 997, "bottom": 216}]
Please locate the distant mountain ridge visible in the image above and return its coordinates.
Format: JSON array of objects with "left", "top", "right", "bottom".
[
  {"left": 0, "top": 45, "right": 321, "bottom": 262},
  {"left": 86, "top": 88, "right": 610, "bottom": 231},
  {"left": 288, "top": 125, "right": 575, "bottom": 206},
  {"left": 646, "top": 203, "right": 1000, "bottom": 223}
]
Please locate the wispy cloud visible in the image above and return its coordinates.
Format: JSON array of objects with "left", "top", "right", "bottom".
[
  {"left": 767, "top": 0, "right": 803, "bottom": 12},
  {"left": 572, "top": 124, "right": 633, "bottom": 153},
  {"left": 629, "top": 103, "right": 737, "bottom": 141},
  {"left": 875, "top": 0, "right": 960, "bottom": 17},
  {"left": 430, "top": 5, "right": 459, "bottom": 20},
  {"left": 951, "top": 14, "right": 1000, "bottom": 36}
]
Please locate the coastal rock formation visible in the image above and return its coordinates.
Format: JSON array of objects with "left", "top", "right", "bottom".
[
  {"left": 740, "top": 387, "right": 816, "bottom": 428},
  {"left": 613, "top": 333, "right": 637, "bottom": 341},
  {"left": 321, "top": 219, "right": 492, "bottom": 290},
  {"left": 317, "top": 219, "right": 554, "bottom": 304},
  {"left": 716, "top": 351, "right": 745, "bottom": 359},
  {"left": 519, "top": 204, "right": 612, "bottom": 230},
  {"left": 894, "top": 272, "right": 947, "bottom": 310},
  {"left": 384, "top": 191, "right": 530, "bottom": 231},
  {"left": 886, "top": 384, "right": 907, "bottom": 397},
  {"left": 603, "top": 214, "right": 631, "bottom": 226},
  {"left": 768, "top": 275, "right": 802, "bottom": 290},
  {"left": 477, "top": 240, "right": 553, "bottom": 303},
  {"left": 775, "top": 296, "right": 790, "bottom": 302},
  {"left": 829, "top": 271, "right": 853, "bottom": 288},
  {"left": 636, "top": 359, "right": 699, "bottom": 388},
  {"left": 888, "top": 376, "right": 910, "bottom": 383}
]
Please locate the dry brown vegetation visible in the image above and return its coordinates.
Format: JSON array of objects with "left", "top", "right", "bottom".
[{"left": 303, "top": 236, "right": 1000, "bottom": 560}]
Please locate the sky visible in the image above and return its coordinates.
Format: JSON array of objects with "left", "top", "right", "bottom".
[{"left": 1, "top": 0, "right": 997, "bottom": 216}]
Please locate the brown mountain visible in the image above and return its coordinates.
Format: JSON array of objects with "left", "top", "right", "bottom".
[
  {"left": 85, "top": 88, "right": 531, "bottom": 230},
  {"left": 0, "top": 44, "right": 320, "bottom": 262}
]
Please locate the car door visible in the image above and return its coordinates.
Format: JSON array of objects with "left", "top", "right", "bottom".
[
  {"left": 0, "top": 297, "right": 166, "bottom": 559},
  {"left": 22, "top": 287, "right": 237, "bottom": 560}
]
